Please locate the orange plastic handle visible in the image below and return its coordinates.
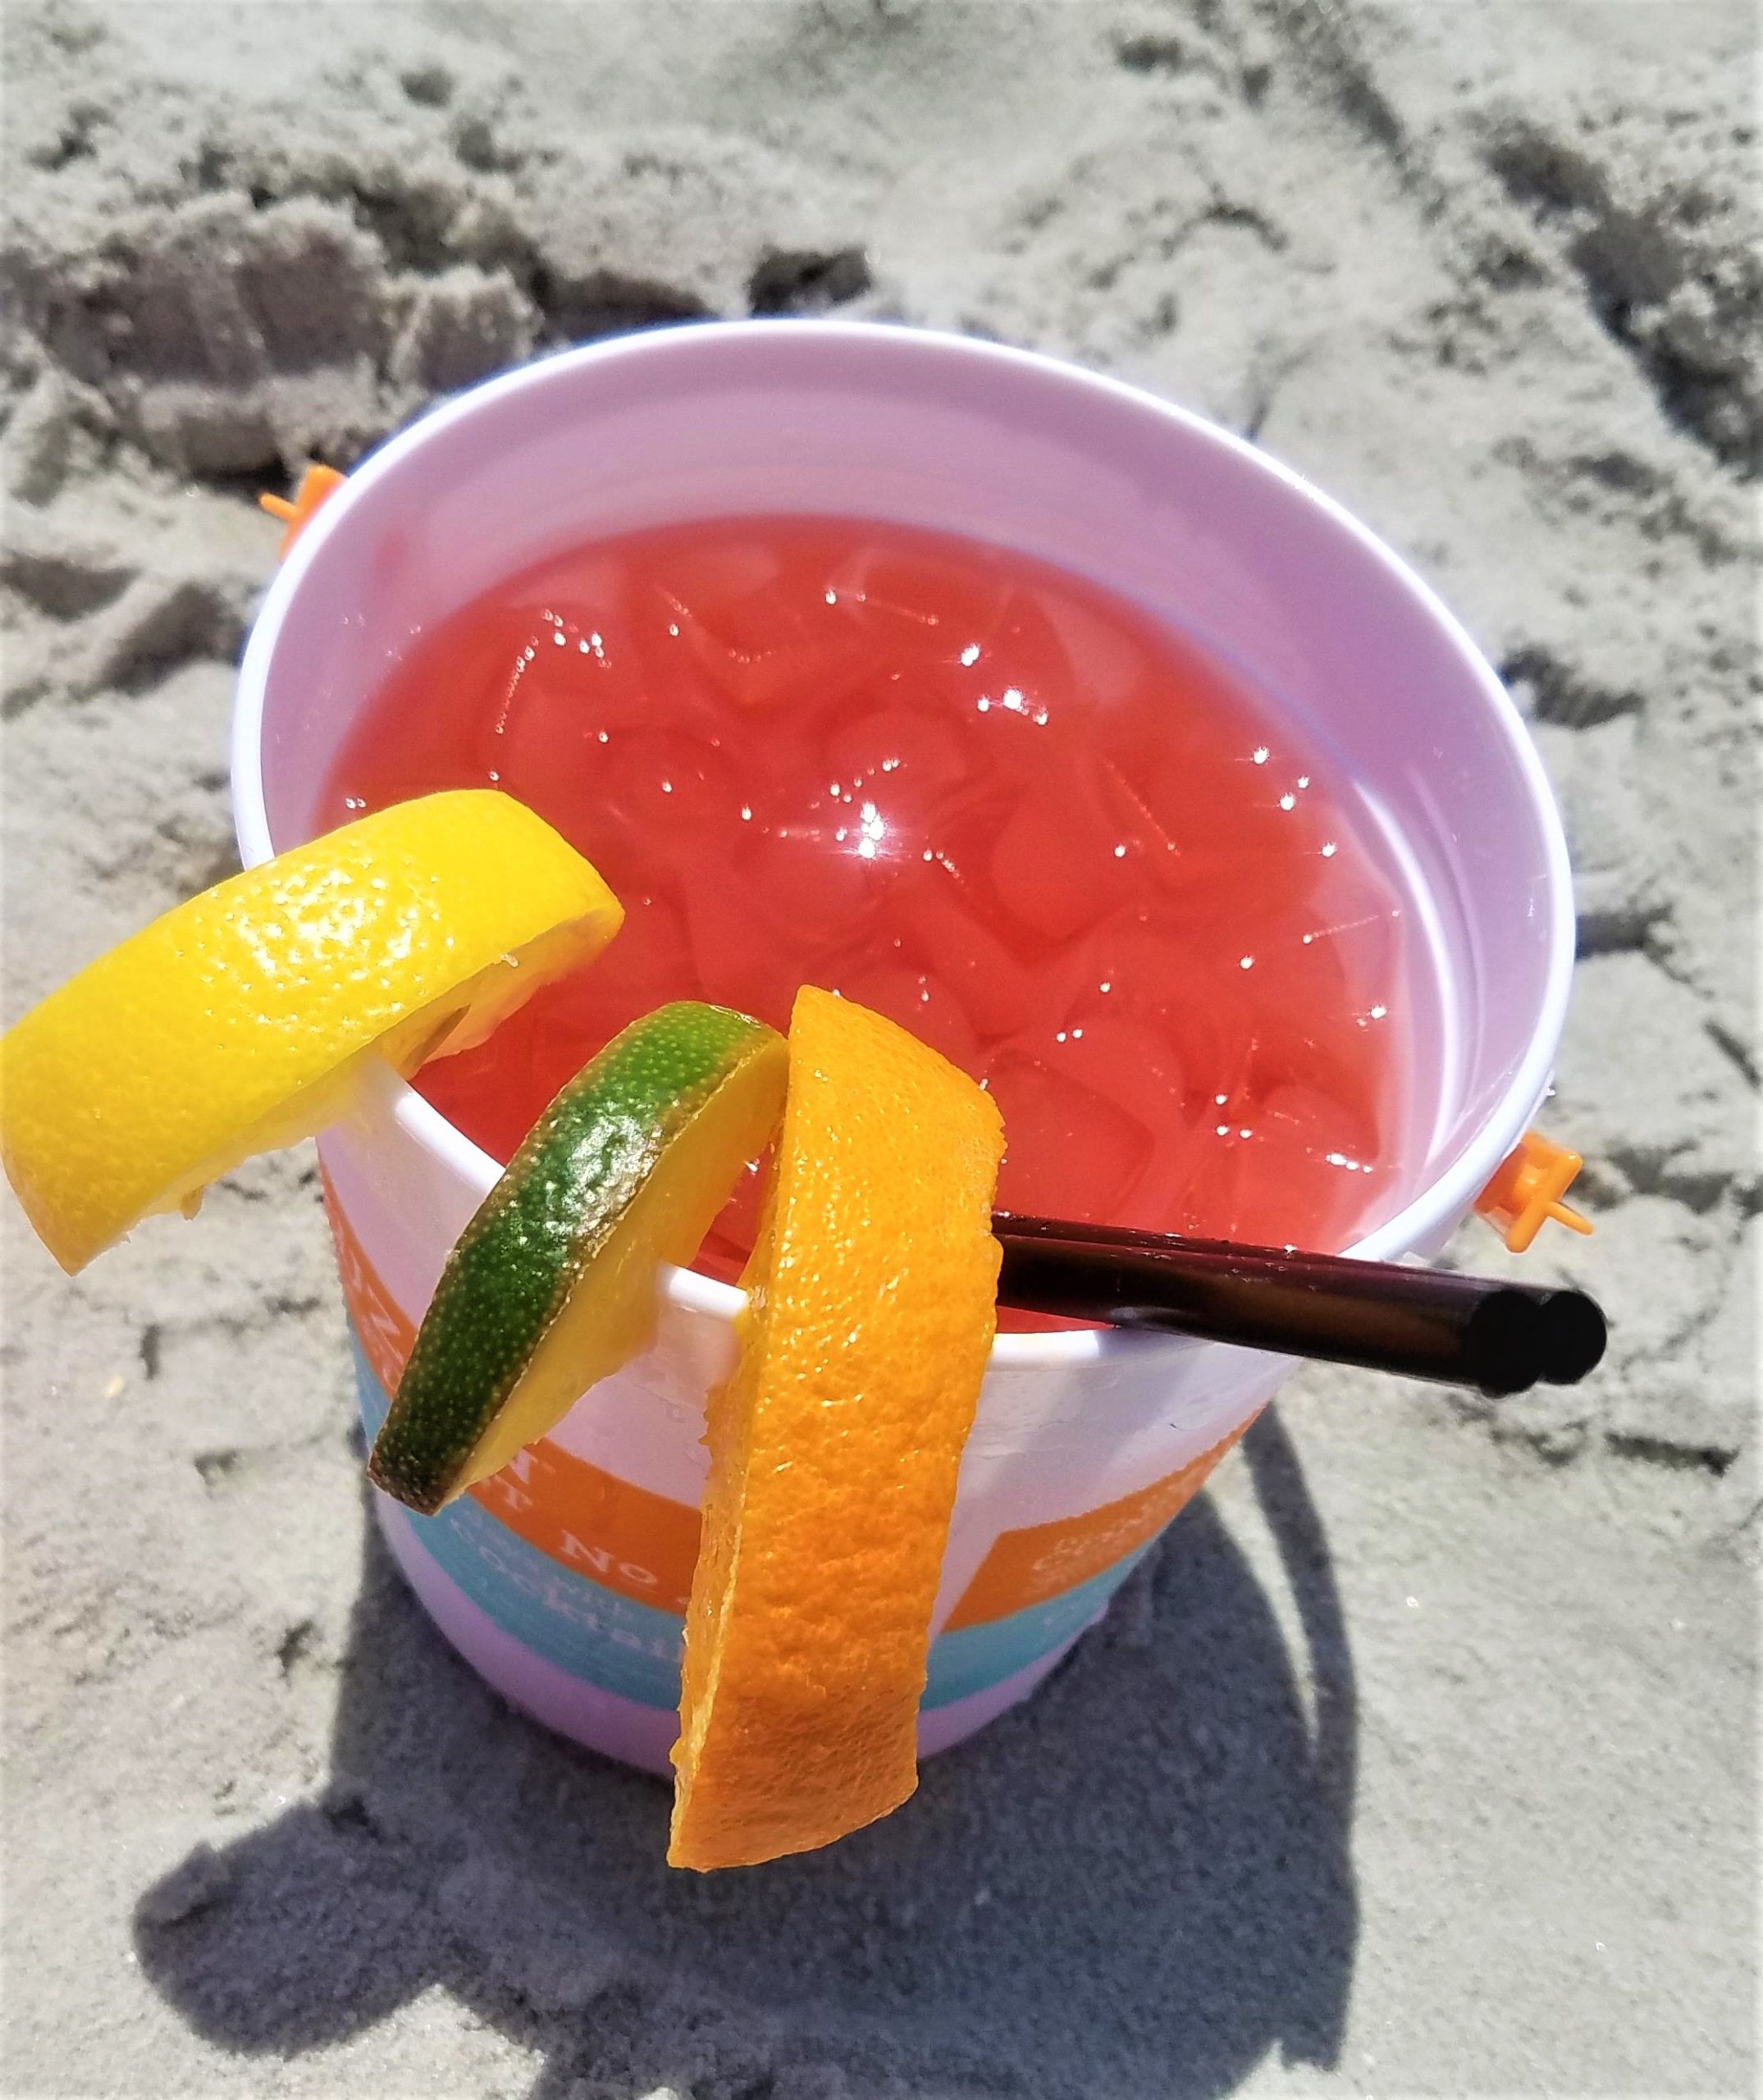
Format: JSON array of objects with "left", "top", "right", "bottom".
[
  {"left": 1475, "top": 1131, "right": 1592, "bottom": 1253},
  {"left": 258, "top": 463, "right": 345, "bottom": 559}
]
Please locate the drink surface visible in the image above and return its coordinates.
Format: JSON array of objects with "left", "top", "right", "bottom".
[{"left": 321, "top": 514, "right": 1422, "bottom": 1307}]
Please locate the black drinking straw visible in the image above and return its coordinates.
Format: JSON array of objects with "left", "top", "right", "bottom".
[{"left": 991, "top": 1212, "right": 1606, "bottom": 1397}]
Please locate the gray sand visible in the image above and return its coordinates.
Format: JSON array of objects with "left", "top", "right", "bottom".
[{"left": 2, "top": 3, "right": 1756, "bottom": 2094}]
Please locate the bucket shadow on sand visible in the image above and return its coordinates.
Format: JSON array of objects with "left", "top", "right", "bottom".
[{"left": 133, "top": 1407, "right": 1357, "bottom": 2098}]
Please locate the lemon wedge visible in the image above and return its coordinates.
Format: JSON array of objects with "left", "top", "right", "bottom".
[{"left": 0, "top": 791, "right": 622, "bottom": 1272}]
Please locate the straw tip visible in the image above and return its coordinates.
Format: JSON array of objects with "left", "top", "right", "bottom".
[{"left": 1538, "top": 1290, "right": 1607, "bottom": 1385}]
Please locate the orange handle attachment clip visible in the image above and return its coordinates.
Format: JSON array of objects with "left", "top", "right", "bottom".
[
  {"left": 258, "top": 463, "right": 345, "bottom": 559},
  {"left": 1476, "top": 1131, "right": 1592, "bottom": 1254}
]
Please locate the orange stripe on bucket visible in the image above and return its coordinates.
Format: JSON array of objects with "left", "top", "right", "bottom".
[
  {"left": 944, "top": 1422, "right": 1252, "bottom": 1630},
  {"left": 322, "top": 1172, "right": 702, "bottom": 1613}
]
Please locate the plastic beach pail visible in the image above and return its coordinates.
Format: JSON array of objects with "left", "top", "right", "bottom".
[{"left": 232, "top": 321, "right": 1574, "bottom": 1775}]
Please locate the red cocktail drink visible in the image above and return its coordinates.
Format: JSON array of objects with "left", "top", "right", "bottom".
[{"left": 322, "top": 514, "right": 1418, "bottom": 1315}]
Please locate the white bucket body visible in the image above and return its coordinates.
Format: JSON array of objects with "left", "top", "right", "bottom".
[{"left": 233, "top": 322, "right": 1573, "bottom": 1773}]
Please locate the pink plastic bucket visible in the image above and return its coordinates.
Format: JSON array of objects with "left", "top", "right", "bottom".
[{"left": 232, "top": 322, "right": 1573, "bottom": 1773}]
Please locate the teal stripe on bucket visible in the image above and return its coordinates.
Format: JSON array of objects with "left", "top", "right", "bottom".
[{"left": 920, "top": 1547, "right": 1153, "bottom": 1709}]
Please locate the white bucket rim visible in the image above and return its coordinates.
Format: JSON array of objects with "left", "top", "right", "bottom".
[{"left": 232, "top": 318, "right": 1575, "bottom": 1371}]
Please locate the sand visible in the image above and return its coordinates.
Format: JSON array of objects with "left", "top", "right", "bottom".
[{"left": 2, "top": 2, "right": 1756, "bottom": 2094}]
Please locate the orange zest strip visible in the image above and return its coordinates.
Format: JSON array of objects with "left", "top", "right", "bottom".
[{"left": 668, "top": 986, "right": 1005, "bottom": 1870}]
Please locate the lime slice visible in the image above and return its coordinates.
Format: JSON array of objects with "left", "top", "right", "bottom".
[{"left": 367, "top": 1001, "right": 787, "bottom": 1514}]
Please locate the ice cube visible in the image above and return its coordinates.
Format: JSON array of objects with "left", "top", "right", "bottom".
[
  {"left": 681, "top": 871, "right": 804, "bottom": 1032},
  {"left": 743, "top": 806, "right": 892, "bottom": 945},
  {"left": 477, "top": 606, "right": 665, "bottom": 829},
  {"left": 901, "top": 853, "right": 1039, "bottom": 1040},
  {"left": 657, "top": 556, "right": 871, "bottom": 713},
  {"left": 652, "top": 539, "right": 783, "bottom": 632},
  {"left": 824, "top": 701, "right": 971, "bottom": 809},
  {"left": 990, "top": 1008, "right": 1206, "bottom": 1229},
  {"left": 989, "top": 756, "right": 1137, "bottom": 945},
  {"left": 1035, "top": 907, "right": 1192, "bottom": 1026},
  {"left": 1205, "top": 1081, "right": 1387, "bottom": 1251},
  {"left": 1141, "top": 736, "right": 1306, "bottom": 880},
  {"left": 824, "top": 536, "right": 1012, "bottom": 647},
  {"left": 1037, "top": 581, "right": 1152, "bottom": 713},
  {"left": 976, "top": 587, "right": 1080, "bottom": 730},
  {"left": 984, "top": 1047, "right": 1150, "bottom": 1220}
]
